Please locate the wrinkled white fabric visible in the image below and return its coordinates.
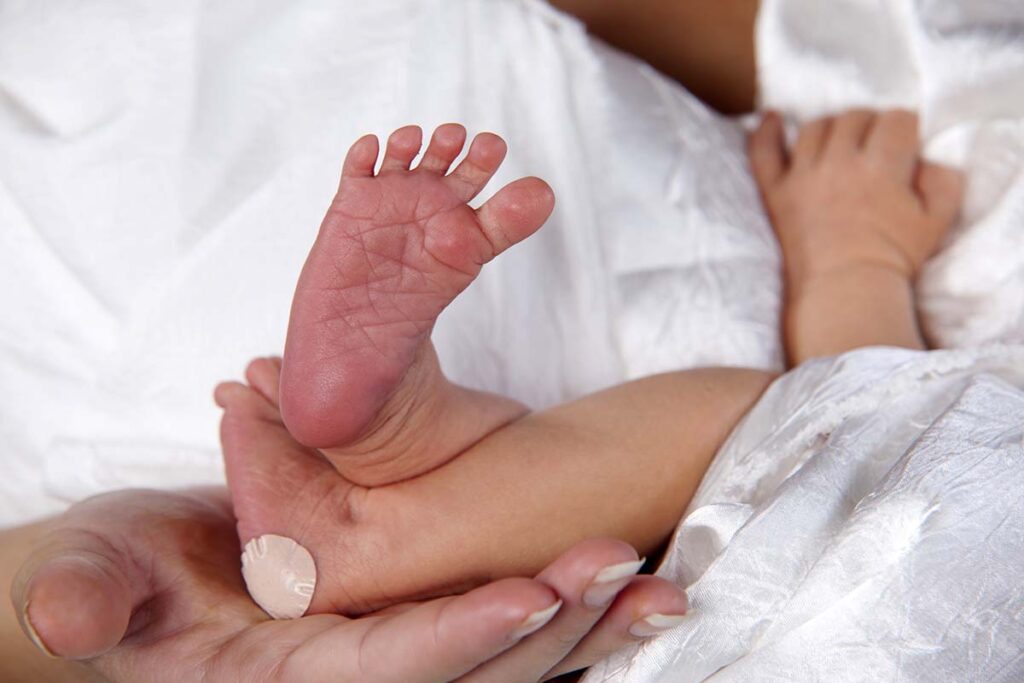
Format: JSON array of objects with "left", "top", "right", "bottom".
[
  {"left": 0, "top": 0, "right": 779, "bottom": 523},
  {"left": 584, "top": 345, "right": 1024, "bottom": 682}
]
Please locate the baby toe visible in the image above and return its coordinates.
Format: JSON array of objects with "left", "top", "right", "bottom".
[
  {"left": 418, "top": 123, "right": 467, "bottom": 174},
  {"left": 445, "top": 132, "right": 508, "bottom": 202},
  {"left": 379, "top": 125, "right": 423, "bottom": 173}
]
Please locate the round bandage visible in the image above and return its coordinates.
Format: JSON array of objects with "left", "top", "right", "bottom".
[{"left": 241, "top": 534, "right": 317, "bottom": 619}]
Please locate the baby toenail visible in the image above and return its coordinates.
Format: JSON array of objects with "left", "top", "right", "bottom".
[{"left": 241, "top": 534, "right": 316, "bottom": 619}]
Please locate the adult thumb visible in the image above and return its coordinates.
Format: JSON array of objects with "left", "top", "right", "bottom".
[{"left": 11, "top": 528, "right": 138, "bottom": 659}]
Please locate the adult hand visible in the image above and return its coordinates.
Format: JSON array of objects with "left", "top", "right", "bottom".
[{"left": 9, "top": 487, "right": 686, "bottom": 681}]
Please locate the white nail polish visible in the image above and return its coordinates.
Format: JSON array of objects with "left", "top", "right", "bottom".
[
  {"left": 628, "top": 613, "right": 688, "bottom": 638},
  {"left": 509, "top": 600, "right": 563, "bottom": 641},
  {"left": 582, "top": 558, "right": 645, "bottom": 609},
  {"left": 22, "top": 602, "right": 56, "bottom": 658},
  {"left": 241, "top": 535, "right": 317, "bottom": 620}
]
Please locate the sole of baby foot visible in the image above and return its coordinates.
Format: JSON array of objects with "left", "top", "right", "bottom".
[{"left": 279, "top": 124, "right": 553, "bottom": 486}]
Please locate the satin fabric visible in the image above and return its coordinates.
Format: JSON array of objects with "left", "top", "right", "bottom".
[{"left": 585, "top": 346, "right": 1024, "bottom": 681}]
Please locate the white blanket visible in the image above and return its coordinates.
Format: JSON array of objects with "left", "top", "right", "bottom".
[
  {"left": 584, "top": 345, "right": 1024, "bottom": 682},
  {"left": 2, "top": 1, "right": 1023, "bottom": 680}
]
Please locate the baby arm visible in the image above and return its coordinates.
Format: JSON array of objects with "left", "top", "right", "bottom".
[{"left": 748, "top": 110, "right": 963, "bottom": 364}]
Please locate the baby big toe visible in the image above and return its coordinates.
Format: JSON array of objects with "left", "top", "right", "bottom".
[{"left": 474, "top": 176, "right": 555, "bottom": 255}]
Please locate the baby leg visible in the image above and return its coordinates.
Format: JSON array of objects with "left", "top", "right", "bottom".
[{"left": 219, "top": 360, "right": 774, "bottom": 614}]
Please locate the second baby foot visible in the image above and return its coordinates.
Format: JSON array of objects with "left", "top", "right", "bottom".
[{"left": 280, "top": 125, "right": 554, "bottom": 485}]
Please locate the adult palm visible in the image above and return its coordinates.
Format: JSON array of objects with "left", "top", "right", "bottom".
[
  {"left": 11, "top": 485, "right": 682, "bottom": 682},
  {"left": 10, "top": 361, "right": 688, "bottom": 681}
]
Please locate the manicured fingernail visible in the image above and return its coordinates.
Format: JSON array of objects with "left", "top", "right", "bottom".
[
  {"left": 582, "top": 558, "right": 644, "bottom": 609},
  {"left": 509, "top": 600, "right": 563, "bottom": 641},
  {"left": 22, "top": 602, "right": 57, "bottom": 658},
  {"left": 628, "top": 613, "right": 688, "bottom": 638}
]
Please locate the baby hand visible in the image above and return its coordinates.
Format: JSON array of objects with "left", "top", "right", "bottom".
[{"left": 748, "top": 110, "right": 963, "bottom": 292}]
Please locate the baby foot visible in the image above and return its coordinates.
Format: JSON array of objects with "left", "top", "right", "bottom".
[
  {"left": 218, "top": 358, "right": 511, "bottom": 615},
  {"left": 216, "top": 362, "right": 371, "bottom": 614},
  {"left": 280, "top": 124, "right": 554, "bottom": 486}
]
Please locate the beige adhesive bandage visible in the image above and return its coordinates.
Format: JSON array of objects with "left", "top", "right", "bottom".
[{"left": 241, "top": 534, "right": 316, "bottom": 619}]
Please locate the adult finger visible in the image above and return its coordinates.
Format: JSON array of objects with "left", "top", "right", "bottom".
[
  {"left": 11, "top": 519, "right": 147, "bottom": 659},
  {"left": 544, "top": 575, "right": 689, "bottom": 680},
  {"left": 463, "top": 538, "right": 643, "bottom": 683},
  {"left": 274, "top": 578, "right": 563, "bottom": 683}
]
